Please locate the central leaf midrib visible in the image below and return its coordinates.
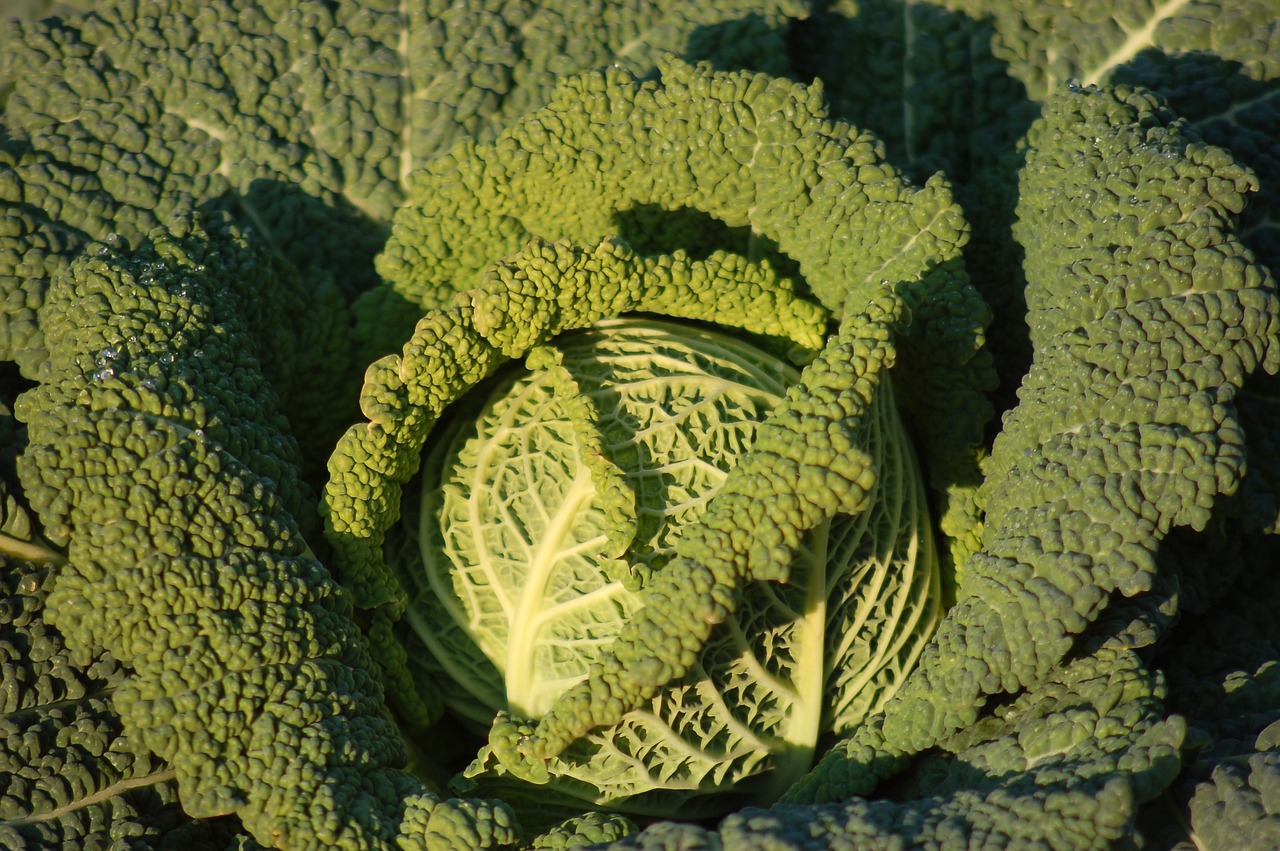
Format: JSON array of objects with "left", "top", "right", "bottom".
[
  {"left": 398, "top": 0, "right": 415, "bottom": 189},
  {"left": 775, "top": 518, "right": 831, "bottom": 783},
  {"left": 1081, "top": 0, "right": 1194, "bottom": 87},
  {"left": 505, "top": 469, "right": 601, "bottom": 718}
]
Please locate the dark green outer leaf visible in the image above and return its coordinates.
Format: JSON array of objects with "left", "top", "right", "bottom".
[
  {"left": 14, "top": 215, "right": 518, "bottom": 850},
  {"left": 0, "top": 397, "right": 255, "bottom": 849},
  {"left": 784, "top": 83, "right": 1279, "bottom": 815},
  {"left": 793, "top": 0, "right": 1279, "bottom": 415},
  {"left": 0, "top": 0, "right": 805, "bottom": 377}
]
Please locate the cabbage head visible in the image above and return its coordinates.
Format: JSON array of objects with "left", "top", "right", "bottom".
[{"left": 392, "top": 315, "right": 942, "bottom": 821}]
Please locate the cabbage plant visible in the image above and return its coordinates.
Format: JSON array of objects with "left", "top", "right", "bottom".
[{"left": 321, "top": 60, "right": 995, "bottom": 828}]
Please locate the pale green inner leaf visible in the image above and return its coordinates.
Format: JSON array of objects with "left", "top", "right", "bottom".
[{"left": 412, "top": 318, "right": 797, "bottom": 719}]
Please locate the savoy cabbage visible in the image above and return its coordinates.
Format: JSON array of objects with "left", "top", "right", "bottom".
[{"left": 0, "top": 1, "right": 1277, "bottom": 849}]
